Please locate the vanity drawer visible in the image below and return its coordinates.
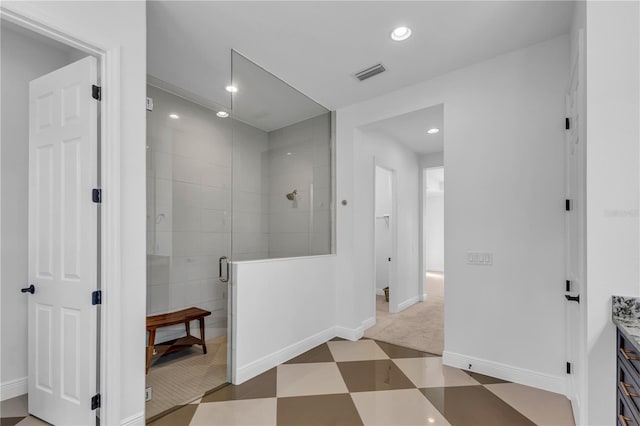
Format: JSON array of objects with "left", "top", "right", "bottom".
[
  {"left": 619, "top": 330, "right": 640, "bottom": 376},
  {"left": 619, "top": 390, "right": 640, "bottom": 426},
  {"left": 619, "top": 359, "right": 640, "bottom": 418}
]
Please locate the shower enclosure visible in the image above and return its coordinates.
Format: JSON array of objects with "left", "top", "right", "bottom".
[{"left": 145, "top": 51, "right": 333, "bottom": 419}]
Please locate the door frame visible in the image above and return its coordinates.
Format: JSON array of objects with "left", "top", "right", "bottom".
[
  {"left": 0, "top": 8, "right": 122, "bottom": 425},
  {"left": 372, "top": 161, "right": 398, "bottom": 316}
]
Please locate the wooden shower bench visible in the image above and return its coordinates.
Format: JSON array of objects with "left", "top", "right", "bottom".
[{"left": 146, "top": 307, "right": 211, "bottom": 373}]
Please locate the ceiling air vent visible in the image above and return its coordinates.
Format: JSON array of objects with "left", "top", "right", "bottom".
[{"left": 354, "top": 63, "right": 386, "bottom": 81}]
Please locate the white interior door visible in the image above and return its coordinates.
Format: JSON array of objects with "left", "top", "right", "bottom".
[
  {"left": 28, "top": 56, "right": 98, "bottom": 425},
  {"left": 564, "top": 30, "right": 585, "bottom": 417}
]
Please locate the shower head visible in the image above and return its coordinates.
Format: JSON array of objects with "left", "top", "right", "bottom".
[{"left": 286, "top": 189, "right": 298, "bottom": 201}]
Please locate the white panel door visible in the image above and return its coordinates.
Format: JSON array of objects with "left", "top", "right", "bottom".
[
  {"left": 565, "top": 29, "right": 585, "bottom": 416},
  {"left": 28, "top": 56, "right": 98, "bottom": 426}
]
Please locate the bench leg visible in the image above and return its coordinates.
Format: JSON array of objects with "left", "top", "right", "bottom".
[
  {"left": 185, "top": 320, "right": 191, "bottom": 338},
  {"left": 146, "top": 329, "right": 156, "bottom": 374},
  {"left": 199, "top": 318, "right": 207, "bottom": 354}
]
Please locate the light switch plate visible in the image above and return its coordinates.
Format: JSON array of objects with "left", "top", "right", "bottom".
[{"left": 467, "top": 252, "right": 493, "bottom": 265}]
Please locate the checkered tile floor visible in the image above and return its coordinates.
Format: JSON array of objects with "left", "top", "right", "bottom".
[{"left": 147, "top": 338, "right": 575, "bottom": 426}]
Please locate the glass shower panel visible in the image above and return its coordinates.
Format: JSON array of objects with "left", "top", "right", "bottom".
[
  {"left": 145, "top": 84, "right": 232, "bottom": 419},
  {"left": 230, "top": 52, "right": 333, "bottom": 260}
]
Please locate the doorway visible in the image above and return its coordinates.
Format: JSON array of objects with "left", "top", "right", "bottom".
[
  {"left": 374, "top": 165, "right": 396, "bottom": 313},
  {"left": 359, "top": 104, "right": 444, "bottom": 356},
  {"left": 0, "top": 19, "right": 101, "bottom": 425}
]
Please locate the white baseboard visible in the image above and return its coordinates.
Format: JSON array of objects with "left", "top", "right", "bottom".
[
  {"left": 335, "top": 317, "right": 375, "bottom": 341},
  {"left": 420, "top": 293, "right": 428, "bottom": 302},
  {"left": 121, "top": 412, "right": 145, "bottom": 426},
  {"left": 375, "top": 288, "right": 385, "bottom": 296},
  {"left": 234, "top": 326, "right": 335, "bottom": 384},
  {"left": 0, "top": 377, "right": 27, "bottom": 401},
  {"left": 443, "top": 351, "right": 567, "bottom": 395},
  {"left": 397, "top": 295, "right": 420, "bottom": 312}
]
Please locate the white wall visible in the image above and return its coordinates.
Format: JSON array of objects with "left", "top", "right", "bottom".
[
  {"left": 584, "top": 2, "right": 640, "bottom": 424},
  {"left": 2, "top": 1, "right": 147, "bottom": 423},
  {"left": 336, "top": 35, "right": 569, "bottom": 393},
  {"left": 425, "top": 192, "right": 444, "bottom": 272},
  {"left": 374, "top": 166, "right": 392, "bottom": 293},
  {"left": 0, "top": 23, "right": 84, "bottom": 400},
  {"left": 357, "top": 131, "right": 420, "bottom": 314},
  {"left": 231, "top": 255, "right": 336, "bottom": 383}
]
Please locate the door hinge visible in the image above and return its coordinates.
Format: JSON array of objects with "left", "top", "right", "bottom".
[
  {"left": 92, "top": 188, "right": 102, "bottom": 203},
  {"left": 91, "top": 393, "right": 101, "bottom": 410},
  {"left": 565, "top": 117, "right": 570, "bottom": 130},
  {"left": 92, "top": 85, "right": 101, "bottom": 101},
  {"left": 566, "top": 362, "right": 572, "bottom": 374},
  {"left": 92, "top": 290, "right": 102, "bottom": 305},
  {"left": 565, "top": 199, "right": 572, "bottom": 211}
]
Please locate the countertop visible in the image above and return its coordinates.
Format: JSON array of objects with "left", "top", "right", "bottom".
[{"left": 613, "top": 296, "right": 640, "bottom": 353}]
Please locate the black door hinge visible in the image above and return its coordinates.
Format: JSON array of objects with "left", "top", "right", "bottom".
[
  {"left": 92, "top": 290, "right": 102, "bottom": 305},
  {"left": 92, "top": 85, "right": 101, "bottom": 101},
  {"left": 388, "top": 257, "right": 391, "bottom": 262},
  {"left": 92, "top": 188, "right": 102, "bottom": 203},
  {"left": 566, "top": 362, "right": 572, "bottom": 374},
  {"left": 565, "top": 117, "right": 570, "bottom": 130},
  {"left": 565, "top": 199, "right": 572, "bottom": 211},
  {"left": 91, "top": 393, "right": 101, "bottom": 410}
]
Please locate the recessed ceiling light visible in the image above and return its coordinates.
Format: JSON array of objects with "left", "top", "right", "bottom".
[
  {"left": 427, "top": 128, "right": 440, "bottom": 134},
  {"left": 169, "top": 113, "right": 179, "bottom": 119},
  {"left": 225, "top": 85, "right": 238, "bottom": 93},
  {"left": 286, "top": 152, "right": 292, "bottom": 156},
  {"left": 390, "top": 26, "right": 412, "bottom": 41},
  {"left": 216, "top": 111, "right": 229, "bottom": 118}
]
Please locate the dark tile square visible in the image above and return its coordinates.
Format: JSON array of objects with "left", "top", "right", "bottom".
[
  {"left": 201, "top": 368, "right": 276, "bottom": 402},
  {"left": 337, "top": 360, "right": 415, "bottom": 392},
  {"left": 285, "top": 343, "right": 334, "bottom": 364},
  {"left": 374, "top": 340, "right": 436, "bottom": 359},
  {"left": 1, "top": 418, "right": 26, "bottom": 426},
  {"left": 464, "top": 370, "right": 509, "bottom": 384},
  {"left": 420, "top": 386, "right": 535, "bottom": 426},
  {"left": 277, "top": 394, "right": 363, "bottom": 426}
]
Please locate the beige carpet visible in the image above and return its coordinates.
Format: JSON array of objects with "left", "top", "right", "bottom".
[
  {"left": 146, "top": 335, "right": 228, "bottom": 420},
  {"left": 364, "top": 272, "right": 444, "bottom": 355}
]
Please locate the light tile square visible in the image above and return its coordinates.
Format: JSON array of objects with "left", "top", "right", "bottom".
[
  {"left": 277, "top": 363, "right": 348, "bottom": 397},
  {"left": 327, "top": 339, "right": 389, "bottom": 362},
  {"left": 485, "top": 382, "right": 575, "bottom": 426},
  {"left": 189, "top": 398, "right": 277, "bottom": 426},
  {"left": 351, "top": 388, "right": 450, "bottom": 426},
  {"left": 393, "top": 357, "right": 481, "bottom": 388}
]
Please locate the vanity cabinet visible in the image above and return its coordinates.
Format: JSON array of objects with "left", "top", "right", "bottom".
[{"left": 617, "top": 329, "right": 640, "bottom": 425}]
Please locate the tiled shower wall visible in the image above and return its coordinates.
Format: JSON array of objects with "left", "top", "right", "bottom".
[
  {"left": 266, "top": 113, "right": 331, "bottom": 258},
  {"left": 147, "top": 86, "right": 331, "bottom": 342}
]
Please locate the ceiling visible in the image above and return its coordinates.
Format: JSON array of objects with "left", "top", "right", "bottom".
[
  {"left": 148, "top": 1, "right": 574, "bottom": 116},
  {"left": 361, "top": 104, "right": 444, "bottom": 155}
]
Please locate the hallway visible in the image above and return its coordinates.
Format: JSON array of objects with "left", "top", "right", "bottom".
[{"left": 365, "top": 272, "right": 444, "bottom": 355}]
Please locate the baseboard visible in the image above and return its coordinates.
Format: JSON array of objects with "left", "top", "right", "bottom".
[
  {"left": 443, "top": 351, "right": 567, "bottom": 395},
  {"left": 234, "top": 326, "right": 335, "bottom": 384},
  {"left": 375, "top": 288, "right": 385, "bottom": 296},
  {"left": 335, "top": 317, "right": 375, "bottom": 341},
  {"left": 397, "top": 295, "right": 420, "bottom": 312},
  {"left": 120, "top": 412, "right": 145, "bottom": 426},
  {"left": 0, "top": 377, "right": 27, "bottom": 401},
  {"left": 420, "top": 293, "right": 428, "bottom": 302}
]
